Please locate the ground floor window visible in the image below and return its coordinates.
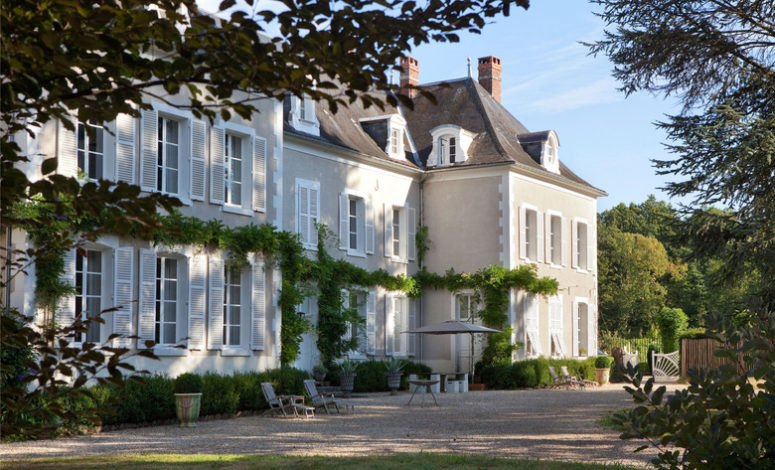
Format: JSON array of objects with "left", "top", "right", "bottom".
[
  {"left": 75, "top": 250, "right": 102, "bottom": 343},
  {"left": 223, "top": 266, "right": 241, "bottom": 346},
  {"left": 155, "top": 257, "right": 178, "bottom": 345}
]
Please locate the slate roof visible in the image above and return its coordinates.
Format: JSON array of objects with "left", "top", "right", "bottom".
[{"left": 283, "top": 78, "right": 605, "bottom": 194}]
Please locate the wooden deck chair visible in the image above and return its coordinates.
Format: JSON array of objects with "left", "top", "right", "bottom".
[
  {"left": 560, "top": 366, "right": 597, "bottom": 389},
  {"left": 548, "top": 366, "right": 582, "bottom": 389},
  {"left": 261, "top": 382, "right": 313, "bottom": 418},
  {"left": 303, "top": 379, "right": 354, "bottom": 414}
]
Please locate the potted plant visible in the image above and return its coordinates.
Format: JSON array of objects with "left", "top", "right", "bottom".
[
  {"left": 312, "top": 364, "right": 327, "bottom": 383},
  {"left": 385, "top": 358, "right": 404, "bottom": 395},
  {"left": 339, "top": 359, "right": 357, "bottom": 397},
  {"left": 174, "top": 373, "right": 203, "bottom": 427},
  {"left": 595, "top": 356, "right": 612, "bottom": 386}
]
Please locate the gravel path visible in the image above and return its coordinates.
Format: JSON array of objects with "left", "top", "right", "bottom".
[{"left": 2, "top": 384, "right": 680, "bottom": 467}]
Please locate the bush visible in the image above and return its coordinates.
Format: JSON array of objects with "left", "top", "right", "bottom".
[
  {"left": 262, "top": 367, "right": 311, "bottom": 396},
  {"left": 656, "top": 307, "right": 688, "bottom": 353},
  {"left": 595, "top": 356, "right": 613, "bottom": 368},
  {"left": 232, "top": 372, "right": 265, "bottom": 411},
  {"left": 479, "top": 357, "right": 599, "bottom": 389},
  {"left": 174, "top": 373, "right": 203, "bottom": 393},
  {"left": 354, "top": 360, "right": 389, "bottom": 392},
  {"left": 679, "top": 327, "right": 711, "bottom": 340},
  {"left": 399, "top": 360, "right": 432, "bottom": 390},
  {"left": 200, "top": 373, "right": 239, "bottom": 415}
]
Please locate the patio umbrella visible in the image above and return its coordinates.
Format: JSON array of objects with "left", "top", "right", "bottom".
[{"left": 402, "top": 320, "right": 501, "bottom": 381}]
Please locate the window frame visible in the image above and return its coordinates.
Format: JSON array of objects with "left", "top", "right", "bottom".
[
  {"left": 296, "top": 178, "right": 320, "bottom": 251},
  {"left": 573, "top": 217, "right": 589, "bottom": 272},
  {"left": 547, "top": 210, "right": 563, "bottom": 267},
  {"left": 224, "top": 133, "right": 244, "bottom": 207},
  {"left": 156, "top": 115, "right": 181, "bottom": 196},
  {"left": 77, "top": 121, "right": 105, "bottom": 181},
  {"left": 341, "top": 189, "right": 368, "bottom": 257},
  {"left": 74, "top": 249, "right": 104, "bottom": 344},
  {"left": 520, "top": 204, "right": 540, "bottom": 263},
  {"left": 154, "top": 256, "right": 179, "bottom": 346},
  {"left": 438, "top": 134, "right": 457, "bottom": 165},
  {"left": 523, "top": 294, "right": 540, "bottom": 358},
  {"left": 223, "top": 264, "right": 243, "bottom": 348}
]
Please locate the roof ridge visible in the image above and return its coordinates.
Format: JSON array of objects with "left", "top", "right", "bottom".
[{"left": 465, "top": 78, "right": 510, "bottom": 159}]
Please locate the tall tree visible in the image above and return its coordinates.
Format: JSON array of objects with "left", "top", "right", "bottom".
[{"left": 588, "top": 0, "right": 775, "bottom": 304}]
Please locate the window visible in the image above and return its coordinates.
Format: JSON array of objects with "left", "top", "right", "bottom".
[
  {"left": 343, "top": 290, "right": 367, "bottom": 357},
  {"left": 77, "top": 122, "right": 103, "bottom": 180},
  {"left": 225, "top": 134, "right": 243, "bottom": 206},
  {"left": 574, "top": 220, "right": 588, "bottom": 270},
  {"left": 455, "top": 293, "right": 475, "bottom": 321},
  {"left": 392, "top": 208, "right": 401, "bottom": 256},
  {"left": 524, "top": 294, "right": 540, "bottom": 357},
  {"left": 299, "top": 98, "right": 306, "bottom": 121},
  {"left": 521, "top": 207, "right": 538, "bottom": 261},
  {"left": 223, "top": 266, "right": 241, "bottom": 347},
  {"left": 155, "top": 257, "right": 178, "bottom": 345},
  {"left": 157, "top": 117, "right": 179, "bottom": 194},
  {"left": 296, "top": 179, "right": 320, "bottom": 249},
  {"left": 438, "top": 135, "right": 456, "bottom": 165},
  {"left": 349, "top": 198, "right": 358, "bottom": 250},
  {"left": 385, "top": 293, "right": 410, "bottom": 356},
  {"left": 575, "top": 301, "right": 589, "bottom": 357},
  {"left": 549, "top": 214, "right": 562, "bottom": 265},
  {"left": 390, "top": 128, "right": 399, "bottom": 155},
  {"left": 75, "top": 250, "right": 102, "bottom": 343},
  {"left": 549, "top": 295, "right": 565, "bottom": 357}
]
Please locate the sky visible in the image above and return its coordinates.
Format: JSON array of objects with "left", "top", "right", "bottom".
[{"left": 198, "top": 0, "right": 687, "bottom": 212}]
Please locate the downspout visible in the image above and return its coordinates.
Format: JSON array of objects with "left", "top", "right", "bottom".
[
  {"left": 4, "top": 224, "right": 11, "bottom": 315},
  {"left": 417, "top": 173, "right": 426, "bottom": 363}
]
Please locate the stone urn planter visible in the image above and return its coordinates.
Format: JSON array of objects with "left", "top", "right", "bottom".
[
  {"left": 174, "top": 373, "right": 203, "bottom": 427},
  {"left": 339, "top": 360, "right": 358, "bottom": 397},
  {"left": 385, "top": 358, "right": 404, "bottom": 395},
  {"left": 595, "top": 356, "right": 613, "bottom": 386}
]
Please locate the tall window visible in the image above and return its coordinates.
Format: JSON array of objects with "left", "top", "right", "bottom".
[
  {"left": 392, "top": 208, "right": 401, "bottom": 256},
  {"left": 157, "top": 117, "right": 179, "bottom": 194},
  {"left": 346, "top": 291, "right": 367, "bottom": 356},
  {"left": 576, "top": 221, "right": 588, "bottom": 270},
  {"left": 438, "top": 135, "right": 456, "bottom": 164},
  {"left": 75, "top": 250, "right": 102, "bottom": 343},
  {"left": 576, "top": 302, "right": 589, "bottom": 356},
  {"left": 155, "top": 257, "right": 177, "bottom": 345},
  {"left": 296, "top": 179, "right": 320, "bottom": 249},
  {"left": 349, "top": 198, "right": 358, "bottom": 250},
  {"left": 455, "top": 293, "right": 474, "bottom": 321},
  {"left": 223, "top": 266, "right": 241, "bottom": 346},
  {"left": 524, "top": 294, "right": 540, "bottom": 357},
  {"left": 77, "top": 122, "right": 104, "bottom": 180},
  {"left": 299, "top": 98, "right": 306, "bottom": 120},
  {"left": 523, "top": 208, "right": 538, "bottom": 261},
  {"left": 549, "top": 214, "right": 562, "bottom": 265},
  {"left": 225, "top": 134, "right": 243, "bottom": 206}
]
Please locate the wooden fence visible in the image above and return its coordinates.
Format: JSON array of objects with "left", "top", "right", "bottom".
[{"left": 680, "top": 338, "right": 743, "bottom": 377}]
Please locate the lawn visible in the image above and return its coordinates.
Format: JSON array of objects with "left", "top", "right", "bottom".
[{"left": 5, "top": 453, "right": 641, "bottom": 470}]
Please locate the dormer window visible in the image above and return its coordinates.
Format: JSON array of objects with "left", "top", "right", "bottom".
[
  {"left": 289, "top": 94, "right": 320, "bottom": 137},
  {"left": 359, "top": 114, "right": 408, "bottom": 161},
  {"left": 390, "top": 127, "right": 402, "bottom": 156},
  {"left": 429, "top": 125, "right": 473, "bottom": 167},
  {"left": 542, "top": 133, "right": 560, "bottom": 174}
]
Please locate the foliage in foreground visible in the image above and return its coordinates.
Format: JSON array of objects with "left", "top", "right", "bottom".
[
  {"left": 3, "top": 453, "right": 641, "bottom": 470},
  {"left": 614, "top": 307, "right": 775, "bottom": 469}
]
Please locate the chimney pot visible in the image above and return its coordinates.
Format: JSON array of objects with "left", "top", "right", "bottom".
[
  {"left": 477, "top": 55, "right": 502, "bottom": 103},
  {"left": 400, "top": 56, "right": 419, "bottom": 99}
]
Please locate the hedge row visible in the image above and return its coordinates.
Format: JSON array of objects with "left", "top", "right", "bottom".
[{"left": 477, "top": 357, "right": 599, "bottom": 389}]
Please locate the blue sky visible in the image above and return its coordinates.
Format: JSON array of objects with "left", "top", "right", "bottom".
[{"left": 198, "top": 0, "right": 685, "bottom": 212}]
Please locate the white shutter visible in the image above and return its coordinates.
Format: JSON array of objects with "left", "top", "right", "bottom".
[
  {"left": 365, "top": 198, "right": 375, "bottom": 254},
  {"left": 297, "top": 185, "right": 309, "bottom": 245},
  {"left": 366, "top": 290, "right": 376, "bottom": 354},
  {"left": 55, "top": 249, "right": 77, "bottom": 341},
  {"left": 408, "top": 206, "right": 417, "bottom": 261},
  {"left": 519, "top": 205, "right": 527, "bottom": 260},
  {"left": 57, "top": 118, "right": 78, "bottom": 177},
  {"left": 537, "top": 211, "right": 544, "bottom": 263},
  {"left": 571, "top": 219, "right": 579, "bottom": 269},
  {"left": 572, "top": 301, "right": 579, "bottom": 357},
  {"left": 545, "top": 211, "right": 552, "bottom": 263},
  {"left": 115, "top": 114, "right": 136, "bottom": 184},
  {"left": 339, "top": 193, "right": 349, "bottom": 251},
  {"left": 407, "top": 298, "right": 416, "bottom": 356},
  {"left": 188, "top": 253, "right": 207, "bottom": 350},
  {"left": 588, "top": 223, "right": 595, "bottom": 273},
  {"left": 385, "top": 294, "right": 394, "bottom": 356},
  {"left": 253, "top": 136, "right": 266, "bottom": 212},
  {"left": 138, "top": 249, "right": 156, "bottom": 345},
  {"left": 140, "top": 109, "right": 158, "bottom": 191},
  {"left": 384, "top": 204, "right": 393, "bottom": 258},
  {"left": 309, "top": 186, "right": 319, "bottom": 246},
  {"left": 589, "top": 303, "right": 596, "bottom": 356},
  {"left": 208, "top": 257, "right": 224, "bottom": 349},
  {"left": 190, "top": 119, "right": 207, "bottom": 201},
  {"left": 210, "top": 127, "right": 225, "bottom": 204},
  {"left": 561, "top": 217, "right": 568, "bottom": 267},
  {"left": 251, "top": 256, "right": 266, "bottom": 350},
  {"left": 113, "top": 247, "right": 134, "bottom": 348}
]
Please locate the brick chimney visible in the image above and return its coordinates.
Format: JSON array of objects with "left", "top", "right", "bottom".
[
  {"left": 400, "top": 56, "right": 419, "bottom": 98},
  {"left": 477, "top": 56, "right": 502, "bottom": 103}
]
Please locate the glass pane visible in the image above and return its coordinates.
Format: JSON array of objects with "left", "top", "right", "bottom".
[
  {"left": 164, "top": 323, "right": 176, "bottom": 344},
  {"left": 167, "top": 144, "right": 178, "bottom": 168},
  {"left": 75, "top": 273, "right": 83, "bottom": 294},
  {"left": 230, "top": 181, "right": 241, "bottom": 205},
  {"left": 78, "top": 124, "right": 86, "bottom": 150},
  {"left": 232, "top": 136, "right": 242, "bottom": 158},
  {"left": 86, "top": 318, "right": 100, "bottom": 343},
  {"left": 87, "top": 273, "right": 101, "bottom": 296},
  {"left": 166, "top": 119, "right": 178, "bottom": 144},
  {"left": 165, "top": 258, "right": 177, "bottom": 278},
  {"left": 232, "top": 158, "right": 241, "bottom": 180},
  {"left": 78, "top": 151, "right": 85, "bottom": 174},
  {"left": 155, "top": 323, "right": 161, "bottom": 343},
  {"left": 164, "top": 280, "right": 176, "bottom": 301},
  {"left": 229, "top": 325, "right": 240, "bottom": 345},
  {"left": 165, "top": 301, "right": 176, "bottom": 322},
  {"left": 167, "top": 168, "right": 178, "bottom": 193},
  {"left": 76, "top": 253, "right": 83, "bottom": 270},
  {"left": 87, "top": 250, "right": 101, "bottom": 272},
  {"left": 229, "top": 285, "right": 240, "bottom": 303},
  {"left": 91, "top": 127, "right": 103, "bottom": 153},
  {"left": 86, "top": 297, "right": 101, "bottom": 318}
]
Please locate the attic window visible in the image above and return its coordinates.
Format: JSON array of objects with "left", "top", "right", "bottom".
[
  {"left": 289, "top": 94, "right": 320, "bottom": 136},
  {"left": 438, "top": 135, "right": 456, "bottom": 164},
  {"left": 542, "top": 134, "right": 560, "bottom": 173},
  {"left": 429, "top": 125, "right": 472, "bottom": 167},
  {"left": 390, "top": 127, "right": 401, "bottom": 156}
]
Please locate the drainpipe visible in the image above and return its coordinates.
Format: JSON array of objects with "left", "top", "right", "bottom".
[
  {"left": 417, "top": 174, "right": 426, "bottom": 363},
  {"left": 4, "top": 224, "right": 11, "bottom": 315}
]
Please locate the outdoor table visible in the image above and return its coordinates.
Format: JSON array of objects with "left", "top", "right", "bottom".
[{"left": 407, "top": 379, "right": 440, "bottom": 406}]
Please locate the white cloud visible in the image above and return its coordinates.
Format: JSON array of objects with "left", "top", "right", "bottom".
[{"left": 525, "top": 77, "right": 622, "bottom": 113}]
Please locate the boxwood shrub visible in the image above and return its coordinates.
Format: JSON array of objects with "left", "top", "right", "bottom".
[{"left": 479, "top": 357, "right": 598, "bottom": 389}]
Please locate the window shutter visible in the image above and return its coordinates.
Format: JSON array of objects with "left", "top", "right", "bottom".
[
  {"left": 309, "top": 186, "right": 319, "bottom": 246},
  {"left": 519, "top": 205, "right": 527, "bottom": 260},
  {"left": 536, "top": 212, "right": 544, "bottom": 263},
  {"left": 588, "top": 303, "right": 596, "bottom": 356},
  {"left": 407, "top": 299, "right": 416, "bottom": 356},
  {"left": 384, "top": 295, "right": 394, "bottom": 356},
  {"left": 407, "top": 206, "right": 417, "bottom": 261},
  {"left": 571, "top": 219, "right": 579, "bottom": 269},
  {"left": 545, "top": 212, "right": 552, "bottom": 263},
  {"left": 140, "top": 109, "right": 158, "bottom": 191},
  {"left": 253, "top": 136, "right": 266, "bottom": 212},
  {"left": 339, "top": 193, "right": 348, "bottom": 251},
  {"left": 209, "top": 127, "right": 225, "bottom": 204},
  {"left": 55, "top": 249, "right": 77, "bottom": 342},
  {"left": 138, "top": 249, "right": 156, "bottom": 345},
  {"left": 57, "top": 118, "right": 78, "bottom": 177},
  {"left": 298, "top": 185, "right": 309, "bottom": 245},
  {"left": 115, "top": 113, "right": 136, "bottom": 184},
  {"left": 190, "top": 119, "right": 207, "bottom": 201},
  {"left": 207, "top": 257, "right": 224, "bottom": 350},
  {"left": 113, "top": 247, "right": 134, "bottom": 348},
  {"left": 384, "top": 204, "right": 393, "bottom": 258},
  {"left": 366, "top": 290, "right": 376, "bottom": 354},
  {"left": 365, "top": 198, "right": 375, "bottom": 254},
  {"left": 188, "top": 253, "right": 207, "bottom": 350},
  {"left": 394, "top": 298, "right": 403, "bottom": 356},
  {"left": 572, "top": 301, "right": 579, "bottom": 357},
  {"left": 251, "top": 256, "right": 266, "bottom": 350},
  {"left": 588, "top": 223, "right": 595, "bottom": 272},
  {"left": 561, "top": 217, "right": 568, "bottom": 267}
]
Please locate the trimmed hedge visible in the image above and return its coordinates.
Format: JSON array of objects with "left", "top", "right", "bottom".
[{"left": 479, "top": 357, "right": 598, "bottom": 390}]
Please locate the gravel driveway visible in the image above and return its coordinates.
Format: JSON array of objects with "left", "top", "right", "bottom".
[{"left": 2, "top": 384, "right": 677, "bottom": 467}]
